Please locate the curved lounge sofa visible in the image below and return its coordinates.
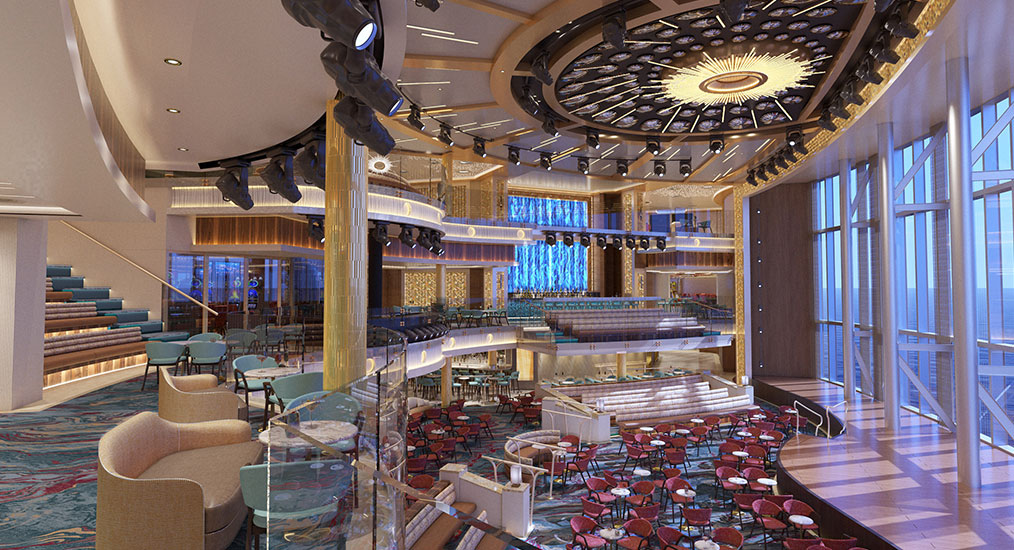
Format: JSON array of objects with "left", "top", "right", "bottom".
[{"left": 503, "top": 429, "right": 561, "bottom": 466}]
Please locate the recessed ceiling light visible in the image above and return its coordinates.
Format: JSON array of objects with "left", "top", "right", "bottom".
[
  {"left": 166, "top": 108, "right": 180, "bottom": 113},
  {"left": 163, "top": 58, "right": 182, "bottom": 66},
  {"left": 177, "top": 147, "right": 188, "bottom": 151}
]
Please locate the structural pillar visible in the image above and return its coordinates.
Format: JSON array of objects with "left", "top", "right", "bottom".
[
  {"left": 323, "top": 97, "right": 368, "bottom": 391},
  {"left": 435, "top": 264, "right": 446, "bottom": 308},
  {"left": 441, "top": 358, "right": 452, "bottom": 408},
  {"left": 367, "top": 235, "right": 384, "bottom": 313},
  {"left": 877, "top": 122, "right": 900, "bottom": 431},
  {"left": 0, "top": 218, "right": 46, "bottom": 410},
  {"left": 946, "top": 54, "right": 981, "bottom": 488},
  {"left": 616, "top": 353, "right": 627, "bottom": 377},
  {"left": 839, "top": 158, "right": 856, "bottom": 400}
]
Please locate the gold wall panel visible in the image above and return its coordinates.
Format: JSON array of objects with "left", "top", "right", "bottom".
[
  {"left": 405, "top": 271, "right": 436, "bottom": 307},
  {"left": 447, "top": 270, "right": 468, "bottom": 307}
]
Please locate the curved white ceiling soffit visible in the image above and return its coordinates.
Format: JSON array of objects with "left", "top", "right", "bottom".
[{"left": 0, "top": 1, "right": 152, "bottom": 221}]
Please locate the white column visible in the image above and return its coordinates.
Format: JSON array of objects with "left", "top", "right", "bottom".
[
  {"left": 946, "top": 54, "right": 981, "bottom": 488},
  {"left": 742, "top": 195, "right": 753, "bottom": 385},
  {"left": 0, "top": 218, "right": 46, "bottom": 410},
  {"left": 878, "top": 123, "right": 901, "bottom": 431},
  {"left": 840, "top": 158, "right": 856, "bottom": 400}
]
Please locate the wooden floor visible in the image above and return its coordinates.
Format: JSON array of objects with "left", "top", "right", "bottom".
[{"left": 759, "top": 377, "right": 1014, "bottom": 550}]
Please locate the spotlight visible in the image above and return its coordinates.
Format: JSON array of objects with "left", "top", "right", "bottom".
[
  {"left": 216, "top": 161, "right": 253, "bottom": 210},
  {"left": 562, "top": 233, "right": 574, "bottom": 247},
  {"left": 545, "top": 232, "right": 557, "bottom": 246},
  {"left": 430, "top": 232, "right": 444, "bottom": 255},
  {"left": 542, "top": 117, "right": 558, "bottom": 137},
  {"left": 756, "top": 164, "right": 769, "bottom": 181},
  {"left": 828, "top": 100, "right": 851, "bottom": 120},
  {"left": 586, "top": 128, "right": 600, "bottom": 149},
  {"left": 370, "top": 222, "right": 390, "bottom": 246},
  {"left": 399, "top": 225, "right": 416, "bottom": 248},
  {"left": 596, "top": 235, "right": 608, "bottom": 249},
  {"left": 646, "top": 136, "right": 661, "bottom": 155},
  {"left": 261, "top": 149, "right": 302, "bottom": 203},
  {"left": 856, "top": 60, "right": 884, "bottom": 85},
  {"left": 508, "top": 146, "right": 521, "bottom": 166},
  {"left": 717, "top": 0, "right": 749, "bottom": 23},
  {"left": 540, "top": 152, "right": 553, "bottom": 171},
  {"left": 519, "top": 85, "right": 541, "bottom": 116},
  {"left": 531, "top": 51, "right": 553, "bottom": 86},
  {"left": 817, "top": 111, "right": 838, "bottom": 132},
  {"left": 602, "top": 10, "right": 626, "bottom": 49},
  {"left": 616, "top": 159, "right": 629, "bottom": 176},
  {"left": 679, "top": 159, "right": 692, "bottom": 178},
  {"left": 408, "top": 104, "right": 425, "bottom": 130},
  {"left": 579, "top": 233, "right": 591, "bottom": 247},
  {"left": 787, "top": 130, "right": 808, "bottom": 155},
  {"left": 639, "top": 236, "right": 650, "bottom": 250},
  {"left": 577, "top": 156, "right": 590, "bottom": 174},
  {"left": 416, "top": 227, "right": 433, "bottom": 250},
  {"left": 295, "top": 138, "right": 326, "bottom": 189},
  {"left": 281, "top": 0, "right": 377, "bottom": 50},
  {"left": 783, "top": 147, "right": 798, "bottom": 163},
  {"left": 472, "top": 137, "right": 487, "bottom": 158},
  {"left": 884, "top": 10, "right": 919, "bottom": 39},
  {"left": 774, "top": 153, "right": 788, "bottom": 170},
  {"left": 438, "top": 123, "right": 454, "bottom": 146},
  {"left": 611, "top": 235, "right": 623, "bottom": 249},
  {"left": 870, "top": 36, "right": 900, "bottom": 64},
  {"left": 625, "top": 235, "right": 636, "bottom": 249},
  {"left": 307, "top": 215, "right": 325, "bottom": 242},
  {"left": 655, "top": 236, "right": 666, "bottom": 251},
  {"left": 653, "top": 160, "right": 666, "bottom": 177},
  {"left": 414, "top": 0, "right": 440, "bottom": 12},
  {"left": 840, "top": 82, "right": 864, "bottom": 107},
  {"left": 746, "top": 169, "right": 758, "bottom": 187},
  {"left": 332, "top": 96, "right": 395, "bottom": 154},
  {"left": 766, "top": 159, "right": 779, "bottom": 176},
  {"left": 709, "top": 136, "right": 725, "bottom": 154},
  {"left": 320, "top": 42, "right": 404, "bottom": 117}
]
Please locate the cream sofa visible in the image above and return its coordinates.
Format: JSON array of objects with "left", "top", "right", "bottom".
[
  {"left": 96, "top": 412, "right": 263, "bottom": 550},
  {"left": 503, "top": 429, "right": 561, "bottom": 466},
  {"left": 158, "top": 367, "right": 248, "bottom": 423}
]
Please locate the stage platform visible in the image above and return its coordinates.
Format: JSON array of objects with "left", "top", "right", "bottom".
[{"left": 756, "top": 377, "right": 1014, "bottom": 550}]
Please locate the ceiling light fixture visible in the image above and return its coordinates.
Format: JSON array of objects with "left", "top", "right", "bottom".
[
  {"left": 746, "top": 169, "right": 758, "bottom": 186},
  {"left": 579, "top": 234, "right": 591, "bottom": 247},
  {"left": 612, "top": 235, "right": 623, "bottom": 249},
  {"left": 370, "top": 222, "right": 390, "bottom": 246},
  {"left": 783, "top": 147, "right": 798, "bottom": 163},
  {"left": 839, "top": 82, "right": 864, "bottom": 107},
  {"left": 540, "top": 152, "right": 553, "bottom": 171},
  {"left": 321, "top": 42, "right": 404, "bottom": 117},
  {"left": 679, "top": 159, "right": 692, "bottom": 178},
  {"left": 653, "top": 160, "right": 666, "bottom": 177},
  {"left": 508, "top": 146, "right": 521, "bottom": 166},
  {"left": 166, "top": 108, "right": 180, "bottom": 113},
  {"left": 625, "top": 235, "right": 637, "bottom": 249},
  {"left": 602, "top": 10, "right": 626, "bottom": 49},
  {"left": 399, "top": 225, "right": 416, "bottom": 248},
  {"left": 639, "top": 236, "right": 651, "bottom": 250},
  {"left": 870, "top": 36, "right": 900, "bottom": 64},
  {"left": 545, "top": 232, "right": 557, "bottom": 246},
  {"left": 414, "top": 0, "right": 440, "bottom": 12},
  {"left": 531, "top": 51, "right": 553, "bottom": 86},
  {"left": 616, "top": 159, "right": 629, "bottom": 176},
  {"left": 307, "top": 215, "right": 325, "bottom": 243},
  {"left": 586, "top": 128, "right": 600, "bottom": 149},
  {"left": 163, "top": 58, "right": 182, "bottom": 66},
  {"left": 332, "top": 96, "right": 395, "bottom": 154},
  {"left": 281, "top": 0, "right": 377, "bottom": 50},
  {"left": 786, "top": 129, "right": 807, "bottom": 155},
  {"left": 216, "top": 161, "right": 253, "bottom": 210},
  {"left": 577, "top": 156, "right": 590, "bottom": 174},
  {"left": 295, "top": 138, "right": 326, "bottom": 189},
  {"left": 817, "top": 111, "right": 838, "bottom": 131},
  {"left": 828, "top": 100, "right": 851, "bottom": 120},
  {"left": 855, "top": 60, "right": 884, "bottom": 85},
  {"left": 709, "top": 136, "right": 724, "bottom": 154},
  {"left": 472, "top": 137, "right": 487, "bottom": 158},
  {"left": 562, "top": 233, "right": 574, "bottom": 247},
  {"left": 177, "top": 147, "right": 188, "bottom": 151},
  {"left": 596, "top": 235, "right": 608, "bottom": 249},
  {"left": 646, "top": 136, "right": 661, "bottom": 156},
  {"left": 884, "top": 9, "right": 919, "bottom": 39},
  {"left": 660, "top": 50, "right": 822, "bottom": 106},
  {"left": 408, "top": 104, "right": 425, "bottom": 130},
  {"left": 542, "top": 117, "right": 558, "bottom": 137},
  {"left": 438, "top": 123, "right": 454, "bottom": 146},
  {"left": 656, "top": 236, "right": 667, "bottom": 251},
  {"left": 261, "top": 149, "right": 302, "bottom": 203}
]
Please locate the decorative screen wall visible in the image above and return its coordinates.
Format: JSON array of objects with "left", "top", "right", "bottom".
[{"left": 507, "top": 195, "right": 588, "bottom": 292}]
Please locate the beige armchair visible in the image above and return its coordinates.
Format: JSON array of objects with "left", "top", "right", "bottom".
[
  {"left": 97, "top": 412, "right": 263, "bottom": 550},
  {"left": 158, "top": 367, "right": 248, "bottom": 423}
]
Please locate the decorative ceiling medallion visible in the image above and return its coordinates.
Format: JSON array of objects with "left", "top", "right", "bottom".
[
  {"left": 368, "top": 155, "right": 392, "bottom": 174},
  {"left": 659, "top": 50, "right": 822, "bottom": 106}
]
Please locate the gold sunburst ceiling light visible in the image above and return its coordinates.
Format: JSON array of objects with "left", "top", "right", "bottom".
[
  {"left": 368, "top": 155, "right": 393, "bottom": 174},
  {"left": 657, "top": 49, "right": 824, "bottom": 106}
]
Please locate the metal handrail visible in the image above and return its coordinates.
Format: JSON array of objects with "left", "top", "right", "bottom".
[
  {"left": 826, "top": 400, "right": 849, "bottom": 438},
  {"left": 60, "top": 221, "right": 217, "bottom": 316},
  {"left": 792, "top": 399, "right": 827, "bottom": 438},
  {"left": 481, "top": 455, "right": 548, "bottom": 510}
]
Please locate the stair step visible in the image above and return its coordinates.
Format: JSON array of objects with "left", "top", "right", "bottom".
[
  {"left": 114, "top": 320, "right": 164, "bottom": 334},
  {"left": 69, "top": 287, "right": 110, "bottom": 300},
  {"left": 49, "top": 276, "right": 84, "bottom": 291},
  {"left": 46, "top": 265, "right": 72, "bottom": 277},
  {"left": 101, "top": 309, "right": 149, "bottom": 323},
  {"left": 143, "top": 331, "right": 190, "bottom": 342},
  {"left": 86, "top": 298, "right": 123, "bottom": 311}
]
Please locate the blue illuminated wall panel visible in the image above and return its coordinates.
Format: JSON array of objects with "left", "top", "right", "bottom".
[{"left": 507, "top": 196, "right": 588, "bottom": 292}]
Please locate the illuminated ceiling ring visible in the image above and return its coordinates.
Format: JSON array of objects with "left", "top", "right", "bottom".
[
  {"left": 368, "top": 155, "right": 393, "bottom": 174},
  {"left": 661, "top": 49, "right": 824, "bottom": 106}
]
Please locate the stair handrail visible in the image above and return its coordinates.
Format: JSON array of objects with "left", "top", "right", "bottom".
[
  {"left": 792, "top": 399, "right": 826, "bottom": 438},
  {"left": 60, "top": 221, "right": 218, "bottom": 316}
]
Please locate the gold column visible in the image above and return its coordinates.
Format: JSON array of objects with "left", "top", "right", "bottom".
[
  {"left": 435, "top": 264, "right": 446, "bottom": 308},
  {"left": 616, "top": 353, "right": 627, "bottom": 377},
  {"left": 733, "top": 184, "right": 747, "bottom": 384},
  {"left": 441, "top": 358, "right": 452, "bottom": 408},
  {"left": 323, "top": 98, "right": 368, "bottom": 391}
]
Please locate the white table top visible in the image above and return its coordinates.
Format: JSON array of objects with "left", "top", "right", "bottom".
[
  {"left": 531, "top": 443, "right": 546, "bottom": 450},
  {"left": 258, "top": 420, "right": 357, "bottom": 448},
  {"left": 785, "top": 409, "right": 798, "bottom": 414},
  {"left": 736, "top": 431, "right": 753, "bottom": 437},
  {"left": 431, "top": 429, "right": 445, "bottom": 435},
  {"left": 789, "top": 514, "right": 814, "bottom": 526},
  {"left": 406, "top": 445, "right": 416, "bottom": 452},
  {"left": 751, "top": 414, "right": 767, "bottom": 419},
  {"left": 675, "top": 488, "right": 696, "bottom": 498},
  {"left": 695, "top": 540, "right": 719, "bottom": 550},
  {"left": 731, "top": 451, "right": 749, "bottom": 457},
  {"left": 632, "top": 468, "right": 652, "bottom": 477},
  {"left": 690, "top": 418, "right": 705, "bottom": 423},
  {"left": 246, "top": 366, "right": 301, "bottom": 379},
  {"left": 639, "top": 426, "right": 654, "bottom": 432},
  {"left": 757, "top": 477, "right": 777, "bottom": 486},
  {"left": 759, "top": 434, "right": 776, "bottom": 441},
  {"left": 675, "top": 429, "right": 691, "bottom": 435},
  {"left": 610, "top": 487, "right": 631, "bottom": 496},
  {"left": 558, "top": 441, "right": 573, "bottom": 448},
  {"left": 455, "top": 416, "right": 470, "bottom": 420},
  {"left": 650, "top": 440, "right": 666, "bottom": 446},
  {"left": 599, "top": 528, "right": 624, "bottom": 541},
  {"left": 727, "top": 477, "right": 748, "bottom": 485}
]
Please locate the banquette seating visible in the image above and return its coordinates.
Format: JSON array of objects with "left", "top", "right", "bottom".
[
  {"left": 503, "top": 429, "right": 562, "bottom": 466},
  {"left": 405, "top": 479, "right": 478, "bottom": 550},
  {"left": 556, "top": 375, "right": 753, "bottom": 423},
  {"left": 545, "top": 309, "right": 705, "bottom": 342}
]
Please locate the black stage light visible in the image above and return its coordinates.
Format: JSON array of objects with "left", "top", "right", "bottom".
[
  {"left": 885, "top": 10, "right": 919, "bottom": 39},
  {"left": 840, "top": 82, "right": 864, "bottom": 107},
  {"left": 818, "top": 111, "right": 838, "bottom": 132},
  {"left": 579, "top": 233, "right": 591, "bottom": 247},
  {"left": 856, "top": 60, "right": 884, "bottom": 85},
  {"left": 508, "top": 146, "right": 521, "bottom": 165},
  {"left": 261, "top": 149, "right": 302, "bottom": 203},
  {"left": 332, "top": 96, "right": 396, "bottom": 154},
  {"left": 295, "top": 138, "right": 326, "bottom": 189},
  {"left": 430, "top": 232, "right": 444, "bottom": 255},
  {"left": 656, "top": 236, "right": 666, "bottom": 251},
  {"left": 746, "top": 169, "right": 758, "bottom": 186},
  {"left": 472, "top": 137, "right": 487, "bottom": 158},
  {"left": 577, "top": 156, "right": 590, "bottom": 174},
  {"left": 320, "top": 42, "right": 404, "bottom": 117},
  {"left": 875, "top": 0, "right": 897, "bottom": 12},
  {"left": 415, "top": 0, "right": 440, "bottom": 12},
  {"left": 616, "top": 159, "right": 629, "bottom": 176},
  {"left": 717, "top": 0, "right": 748, "bottom": 23},
  {"left": 540, "top": 152, "right": 553, "bottom": 171},
  {"left": 307, "top": 215, "right": 325, "bottom": 242},
  {"left": 646, "top": 136, "right": 661, "bottom": 155},
  {"left": 562, "top": 233, "right": 574, "bottom": 247},
  {"left": 870, "top": 36, "right": 900, "bottom": 64},
  {"left": 408, "top": 104, "right": 425, "bottom": 130},
  {"left": 774, "top": 153, "right": 788, "bottom": 170},
  {"left": 416, "top": 228, "right": 433, "bottom": 250},
  {"left": 438, "top": 123, "right": 454, "bottom": 146},
  {"left": 787, "top": 130, "right": 808, "bottom": 155},
  {"left": 679, "top": 159, "right": 692, "bottom": 177},
  {"left": 709, "top": 136, "right": 724, "bottom": 154},
  {"left": 370, "top": 222, "right": 390, "bottom": 246},
  {"left": 520, "top": 85, "right": 541, "bottom": 116},
  {"left": 766, "top": 159, "right": 779, "bottom": 177},
  {"left": 783, "top": 147, "right": 798, "bottom": 163},
  {"left": 612, "top": 235, "right": 623, "bottom": 249},
  {"left": 586, "top": 128, "right": 600, "bottom": 149},
  {"left": 625, "top": 235, "right": 636, "bottom": 249},
  {"left": 531, "top": 51, "right": 553, "bottom": 86},
  {"left": 828, "top": 100, "right": 851, "bottom": 120},
  {"left": 596, "top": 235, "right": 608, "bottom": 249},
  {"left": 756, "top": 163, "right": 768, "bottom": 180},
  {"left": 653, "top": 160, "right": 666, "bottom": 177},
  {"left": 281, "top": 0, "right": 377, "bottom": 50},
  {"left": 602, "top": 10, "right": 626, "bottom": 49},
  {"left": 545, "top": 232, "right": 557, "bottom": 246},
  {"left": 216, "top": 161, "right": 253, "bottom": 210},
  {"left": 399, "top": 225, "right": 416, "bottom": 248},
  {"left": 639, "top": 236, "right": 650, "bottom": 250},
  {"left": 542, "top": 117, "right": 558, "bottom": 137}
]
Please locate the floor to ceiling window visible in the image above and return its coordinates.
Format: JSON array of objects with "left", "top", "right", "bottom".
[{"left": 814, "top": 175, "right": 843, "bottom": 384}]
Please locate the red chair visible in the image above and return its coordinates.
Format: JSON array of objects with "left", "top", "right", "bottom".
[
  {"left": 547, "top": 459, "right": 568, "bottom": 490},
  {"left": 657, "top": 526, "right": 688, "bottom": 550},
  {"left": 762, "top": 430, "right": 786, "bottom": 452},
  {"left": 654, "top": 422, "right": 672, "bottom": 435},
  {"left": 743, "top": 444, "right": 768, "bottom": 469},
  {"left": 603, "top": 470, "right": 629, "bottom": 489},
  {"left": 495, "top": 394, "right": 512, "bottom": 414},
  {"left": 424, "top": 408, "right": 442, "bottom": 421},
  {"left": 782, "top": 538, "right": 815, "bottom": 550},
  {"left": 681, "top": 506, "right": 712, "bottom": 537},
  {"left": 719, "top": 441, "right": 743, "bottom": 463},
  {"left": 664, "top": 447, "right": 690, "bottom": 471},
  {"left": 561, "top": 434, "right": 581, "bottom": 447},
  {"left": 621, "top": 445, "right": 651, "bottom": 474},
  {"left": 733, "top": 493, "right": 763, "bottom": 527},
  {"left": 716, "top": 466, "right": 744, "bottom": 502},
  {"left": 453, "top": 426, "right": 471, "bottom": 453},
  {"left": 752, "top": 499, "right": 788, "bottom": 549},
  {"left": 478, "top": 413, "right": 494, "bottom": 438},
  {"left": 585, "top": 477, "right": 617, "bottom": 506},
  {"left": 784, "top": 499, "right": 819, "bottom": 536},
  {"left": 406, "top": 457, "right": 428, "bottom": 474},
  {"left": 818, "top": 537, "right": 858, "bottom": 550},
  {"left": 420, "top": 442, "right": 443, "bottom": 465},
  {"left": 663, "top": 477, "right": 693, "bottom": 519},
  {"left": 570, "top": 515, "right": 607, "bottom": 549},
  {"left": 628, "top": 503, "right": 660, "bottom": 525},
  {"left": 687, "top": 425, "right": 710, "bottom": 455},
  {"left": 408, "top": 474, "right": 434, "bottom": 490},
  {"left": 565, "top": 458, "right": 592, "bottom": 484},
  {"left": 617, "top": 518, "right": 653, "bottom": 550},
  {"left": 619, "top": 430, "right": 636, "bottom": 453},
  {"left": 764, "top": 494, "right": 793, "bottom": 508},
  {"left": 625, "top": 480, "right": 655, "bottom": 508},
  {"left": 713, "top": 526, "right": 745, "bottom": 550},
  {"left": 578, "top": 443, "right": 601, "bottom": 472},
  {"left": 581, "top": 497, "right": 612, "bottom": 522},
  {"left": 653, "top": 467, "right": 682, "bottom": 489},
  {"left": 521, "top": 407, "right": 541, "bottom": 427},
  {"left": 743, "top": 467, "right": 772, "bottom": 493},
  {"left": 704, "top": 415, "right": 723, "bottom": 441}
]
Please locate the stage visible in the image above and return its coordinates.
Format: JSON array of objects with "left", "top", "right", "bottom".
[{"left": 756, "top": 377, "right": 1014, "bottom": 550}]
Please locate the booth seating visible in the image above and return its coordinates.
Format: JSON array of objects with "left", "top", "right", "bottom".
[
  {"left": 503, "top": 429, "right": 562, "bottom": 466},
  {"left": 409, "top": 396, "right": 434, "bottom": 416},
  {"left": 96, "top": 412, "right": 263, "bottom": 550},
  {"left": 157, "top": 367, "right": 248, "bottom": 423},
  {"left": 557, "top": 375, "right": 753, "bottom": 423},
  {"left": 405, "top": 480, "right": 478, "bottom": 550},
  {"left": 545, "top": 309, "right": 706, "bottom": 342}
]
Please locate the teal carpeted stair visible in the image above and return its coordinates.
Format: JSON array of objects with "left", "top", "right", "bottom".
[
  {"left": 103, "top": 309, "right": 150, "bottom": 323},
  {"left": 142, "top": 331, "right": 191, "bottom": 342},
  {"left": 46, "top": 265, "right": 72, "bottom": 277},
  {"left": 49, "top": 276, "right": 84, "bottom": 291},
  {"left": 68, "top": 287, "right": 110, "bottom": 300},
  {"left": 113, "top": 320, "right": 163, "bottom": 334}
]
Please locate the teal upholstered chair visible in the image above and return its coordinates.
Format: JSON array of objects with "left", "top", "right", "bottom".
[
  {"left": 187, "top": 341, "right": 227, "bottom": 377},
  {"left": 268, "top": 372, "right": 324, "bottom": 411},
  {"left": 188, "top": 332, "right": 223, "bottom": 342},
  {"left": 233, "top": 355, "right": 277, "bottom": 407},
  {"left": 227, "top": 330, "right": 259, "bottom": 357},
  {"left": 141, "top": 342, "right": 185, "bottom": 391}
]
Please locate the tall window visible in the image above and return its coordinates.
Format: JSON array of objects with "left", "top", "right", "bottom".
[
  {"left": 814, "top": 175, "right": 843, "bottom": 383},
  {"left": 507, "top": 195, "right": 588, "bottom": 292}
]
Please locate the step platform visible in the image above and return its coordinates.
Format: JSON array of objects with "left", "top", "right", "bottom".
[
  {"left": 142, "top": 331, "right": 190, "bottom": 342},
  {"left": 114, "top": 320, "right": 163, "bottom": 334},
  {"left": 101, "top": 309, "right": 149, "bottom": 323},
  {"left": 49, "top": 276, "right": 84, "bottom": 291},
  {"left": 46, "top": 265, "right": 73, "bottom": 278},
  {"left": 69, "top": 287, "right": 111, "bottom": 300}
]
